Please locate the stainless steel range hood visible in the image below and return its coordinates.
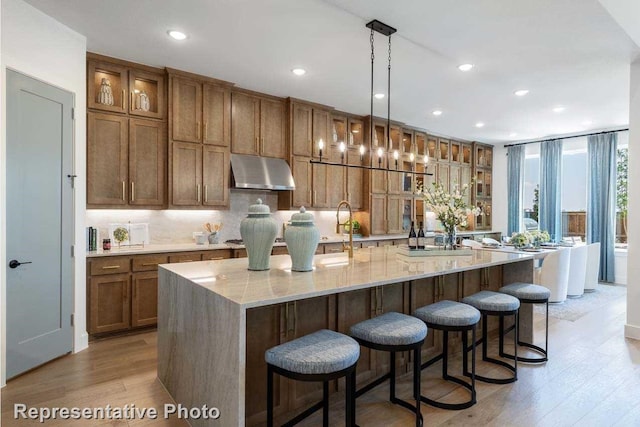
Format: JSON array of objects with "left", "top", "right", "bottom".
[{"left": 230, "top": 154, "right": 295, "bottom": 191}]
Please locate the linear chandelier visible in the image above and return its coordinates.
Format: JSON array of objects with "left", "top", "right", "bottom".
[{"left": 310, "top": 19, "right": 433, "bottom": 177}]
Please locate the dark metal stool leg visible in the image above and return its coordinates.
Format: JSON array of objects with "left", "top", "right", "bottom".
[
  {"left": 390, "top": 351, "right": 396, "bottom": 402},
  {"left": 442, "top": 331, "right": 449, "bottom": 378},
  {"left": 322, "top": 381, "right": 329, "bottom": 427},
  {"left": 347, "top": 368, "right": 357, "bottom": 426},
  {"left": 471, "top": 325, "right": 477, "bottom": 403},
  {"left": 267, "top": 365, "right": 274, "bottom": 427},
  {"left": 413, "top": 346, "right": 421, "bottom": 427}
]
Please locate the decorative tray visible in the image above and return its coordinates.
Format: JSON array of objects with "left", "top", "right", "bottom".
[{"left": 396, "top": 247, "right": 473, "bottom": 257}]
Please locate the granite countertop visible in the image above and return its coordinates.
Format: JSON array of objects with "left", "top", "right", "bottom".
[
  {"left": 159, "top": 246, "right": 531, "bottom": 309},
  {"left": 87, "top": 230, "right": 500, "bottom": 257}
]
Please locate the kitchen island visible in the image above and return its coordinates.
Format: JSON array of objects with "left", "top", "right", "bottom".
[{"left": 158, "top": 246, "right": 534, "bottom": 426}]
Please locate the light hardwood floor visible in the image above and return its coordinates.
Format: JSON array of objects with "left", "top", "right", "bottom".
[{"left": 2, "top": 285, "right": 639, "bottom": 426}]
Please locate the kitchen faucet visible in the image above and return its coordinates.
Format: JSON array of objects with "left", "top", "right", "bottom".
[{"left": 336, "top": 200, "right": 354, "bottom": 259}]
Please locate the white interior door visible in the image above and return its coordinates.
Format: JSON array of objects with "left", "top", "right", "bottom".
[{"left": 6, "top": 69, "right": 74, "bottom": 379}]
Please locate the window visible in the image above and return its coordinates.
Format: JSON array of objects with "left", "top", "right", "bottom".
[
  {"left": 523, "top": 143, "right": 540, "bottom": 229},
  {"left": 561, "top": 137, "right": 587, "bottom": 240},
  {"left": 617, "top": 132, "right": 629, "bottom": 245}
]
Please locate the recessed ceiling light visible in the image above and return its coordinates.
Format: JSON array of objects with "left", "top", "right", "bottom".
[
  {"left": 582, "top": 120, "right": 593, "bottom": 126},
  {"left": 374, "top": 93, "right": 385, "bottom": 99},
  {"left": 291, "top": 68, "right": 306, "bottom": 76},
  {"left": 553, "top": 106, "right": 566, "bottom": 113},
  {"left": 514, "top": 89, "right": 529, "bottom": 97},
  {"left": 458, "top": 63, "right": 474, "bottom": 72},
  {"left": 509, "top": 132, "right": 518, "bottom": 137},
  {"left": 432, "top": 110, "right": 443, "bottom": 116},
  {"left": 167, "top": 30, "right": 187, "bottom": 40},
  {"left": 475, "top": 122, "right": 485, "bottom": 128}
]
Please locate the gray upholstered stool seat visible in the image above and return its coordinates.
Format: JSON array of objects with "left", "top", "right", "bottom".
[
  {"left": 414, "top": 300, "right": 480, "bottom": 327},
  {"left": 350, "top": 312, "right": 428, "bottom": 346},
  {"left": 265, "top": 329, "right": 360, "bottom": 375},
  {"left": 499, "top": 282, "right": 551, "bottom": 301},
  {"left": 462, "top": 290, "right": 520, "bottom": 312}
]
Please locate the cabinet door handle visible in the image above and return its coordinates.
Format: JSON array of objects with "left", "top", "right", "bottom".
[
  {"left": 196, "top": 121, "right": 201, "bottom": 139},
  {"left": 378, "top": 287, "right": 384, "bottom": 314},
  {"left": 204, "top": 185, "right": 208, "bottom": 203},
  {"left": 133, "top": 283, "right": 136, "bottom": 298},
  {"left": 101, "top": 265, "right": 121, "bottom": 270},
  {"left": 284, "top": 302, "right": 289, "bottom": 336},
  {"left": 208, "top": 257, "right": 224, "bottom": 260},
  {"left": 122, "top": 89, "right": 125, "bottom": 109},
  {"left": 313, "top": 190, "right": 317, "bottom": 205},
  {"left": 131, "top": 182, "right": 135, "bottom": 202},
  {"left": 141, "top": 263, "right": 158, "bottom": 266},
  {"left": 309, "top": 190, "right": 312, "bottom": 204},
  {"left": 292, "top": 301, "right": 297, "bottom": 335},
  {"left": 122, "top": 181, "right": 126, "bottom": 201},
  {"left": 255, "top": 136, "right": 259, "bottom": 152},
  {"left": 196, "top": 184, "right": 201, "bottom": 203},
  {"left": 131, "top": 91, "right": 134, "bottom": 110}
]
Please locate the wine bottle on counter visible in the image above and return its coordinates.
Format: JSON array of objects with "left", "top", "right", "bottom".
[
  {"left": 408, "top": 221, "right": 417, "bottom": 250},
  {"left": 417, "top": 222, "right": 425, "bottom": 250}
]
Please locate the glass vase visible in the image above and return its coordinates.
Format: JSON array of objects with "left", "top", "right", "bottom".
[{"left": 445, "top": 227, "right": 457, "bottom": 250}]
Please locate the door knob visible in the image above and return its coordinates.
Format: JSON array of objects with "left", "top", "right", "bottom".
[{"left": 9, "top": 260, "right": 32, "bottom": 269}]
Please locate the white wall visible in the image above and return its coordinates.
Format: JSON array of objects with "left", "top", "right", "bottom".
[
  {"left": 491, "top": 144, "right": 508, "bottom": 236},
  {"left": 1, "top": 0, "right": 88, "bottom": 384},
  {"left": 625, "top": 58, "right": 640, "bottom": 340}
]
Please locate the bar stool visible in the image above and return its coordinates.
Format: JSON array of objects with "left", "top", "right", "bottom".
[
  {"left": 499, "top": 282, "right": 550, "bottom": 363},
  {"left": 461, "top": 291, "right": 520, "bottom": 384},
  {"left": 349, "top": 312, "right": 427, "bottom": 427},
  {"left": 413, "top": 300, "right": 480, "bottom": 410},
  {"left": 265, "top": 329, "right": 359, "bottom": 426}
]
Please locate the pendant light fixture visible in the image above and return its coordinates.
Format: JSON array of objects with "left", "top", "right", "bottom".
[
  {"left": 310, "top": 20, "right": 432, "bottom": 178},
  {"left": 366, "top": 19, "right": 396, "bottom": 169}
]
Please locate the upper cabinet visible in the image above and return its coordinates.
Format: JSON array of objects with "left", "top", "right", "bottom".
[
  {"left": 87, "top": 54, "right": 167, "bottom": 209},
  {"left": 231, "top": 92, "right": 286, "bottom": 158},
  {"left": 170, "top": 74, "right": 231, "bottom": 146},
  {"left": 88, "top": 56, "right": 165, "bottom": 120}
]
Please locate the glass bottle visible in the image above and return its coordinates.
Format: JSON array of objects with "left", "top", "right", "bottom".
[
  {"left": 408, "top": 221, "right": 417, "bottom": 250},
  {"left": 417, "top": 222, "right": 425, "bottom": 250}
]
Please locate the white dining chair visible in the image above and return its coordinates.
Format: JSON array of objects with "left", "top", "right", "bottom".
[
  {"left": 566, "top": 245, "right": 588, "bottom": 298},
  {"left": 534, "top": 247, "right": 571, "bottom": 303},
  {"left": 584, "top": 242, "right": 601, "bottom": 292},
  {"left": 461, "top": 239, "right": 482, "bottom": 249},
  {"left": 482, "top": 237, "right": 501, "bottom": 246}
]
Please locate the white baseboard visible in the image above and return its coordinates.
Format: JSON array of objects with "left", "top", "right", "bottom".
[
  {"left": 624, "top": 324, "right": 640, "bottom": 340},
  {"left": 74, "top": 331, "right": 89, "bottom": 353}
]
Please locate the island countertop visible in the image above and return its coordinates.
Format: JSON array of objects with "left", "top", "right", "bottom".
[{"left": 159, "top": 246, "right": 533, "bottom": 309}]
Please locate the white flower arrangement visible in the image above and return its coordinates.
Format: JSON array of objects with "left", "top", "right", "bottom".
[
  {"left": 511, "top": 230, "right": 551, "bottom": 248},
  {"left": 419, "top": 181, "right": 481, "bottom": 234}
]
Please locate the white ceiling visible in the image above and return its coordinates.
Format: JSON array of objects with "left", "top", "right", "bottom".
[{"left": 24, "top": 0, "right": 639, "bottom": 144}]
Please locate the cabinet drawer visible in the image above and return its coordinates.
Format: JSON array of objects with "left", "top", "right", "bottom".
[
  {"left": 132, "top": 254, "right": 169, "bottom": 271},
  {"left": 361, "top": 241, "right": 379, "bottom": 249},
  {"left": 202, "top": 249, "right": 233, "bottom": 261},
  {"left": 323, "top": 243, "right": 344, "bottom": 254},
  {"left": 378, "top": 240, "right": 393, "bottom": 247},
  {"left": 90, "top": 257, "right": 131, "bottom": 275},
  {"left": 271, "top": 246, "right": 289, "bottom": 256},
  {"left": 169, "top": 252, "right": 202, "bottom": 263}
]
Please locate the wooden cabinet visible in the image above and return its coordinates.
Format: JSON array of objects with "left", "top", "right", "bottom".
[
  {"left": 290, "top": 156, "right": 312, "bottom": 208},
  {"left": 88, "top": 114, "right": 166, "bottom": 208},
  {"left": 346, "top": 147, "right": 364, "bottom": 210},
  {"left": 203, "top": 146, "right": 230, "bottom": 207},
  {"left": 291, "top": 103, "right": 313, "bottom": 157},
  {"left": 87, "top": 113, "right": 129, "bottom": 206},
  {"left": 311, "top": 162, "right": 330, "bottom": 208},
  {"left": 171, "top": 75, "right": 231, "bottom": 146},
  {"left": 387, "top": 196, "right": 412, "bottom": 234},
  {"left": 171, "top": 142, "right": 202, "bottom": 206},
  {"left": 437, "top": 163, "right": 450, "bottom": 190},
  {"left": 129, "top": 119, "right": 166, "bottom": 206},
  {"left": 88, "top": 56, "right": 165, "bottom": 119},
  {"left": 170, "top": 143, "right": 229, "bottom": 208},
  {"left": 89, "top": 273, "right": 131, "bottom": 334},
  {"left": 131, "top": 271, "right": 159, "bottom": 327},
  {"left": 245, "top": 296, "right": 335, "bottom": 425},
  {"left": 473, "top": 142, "right": 493, "bottom": 230},
  {"left": 231, "top": 92, "right": 286, "bottom": 158},
  {"left": 87, "top": 55, "right": 167, "bottom": 209},
  {"left": 312, "top": 109, "right": 332, "bottom": 158},
  {"left": 369, "top": 194, "right": 387, "bottom": 235}
]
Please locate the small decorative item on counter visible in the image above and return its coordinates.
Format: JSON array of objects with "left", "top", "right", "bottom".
[
  {"left": 113, "top": 226, "right": 129, "bottom": 248},
  {"left": 102, "top": 238, "right": 111, "bottom": 251},
  {"left": 510, "top": 231, "right": 530, "bottom": 249},
  {"left": 240, "top": 199, "right": 277, "bottom": 270},
  {"left": 97, "top": 78, "right": 114, "bottom": 106},
  {"left": 284, "top": 207, "right": 320, "bottom": 272},
  {"left": 195, "top": 233, "right": 208, "bottom": 245},
  {"left": 204, "top": 222, "right": 222, "bottom": 244}
]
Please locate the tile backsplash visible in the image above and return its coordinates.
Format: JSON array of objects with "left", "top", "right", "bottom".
[{"left": 86, "top": 190, "right": 344, "bottom": 244}]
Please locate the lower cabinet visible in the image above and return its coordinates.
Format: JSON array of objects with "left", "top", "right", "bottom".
[
  {"left": 131, "top": 271, "right": 159, "bottom": 327},
  {"left": 89, "top": 273, "right": 131, "bottom": 334},
  {"left": 245, "top": 296, "right": 335, "bottom": 426}
]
